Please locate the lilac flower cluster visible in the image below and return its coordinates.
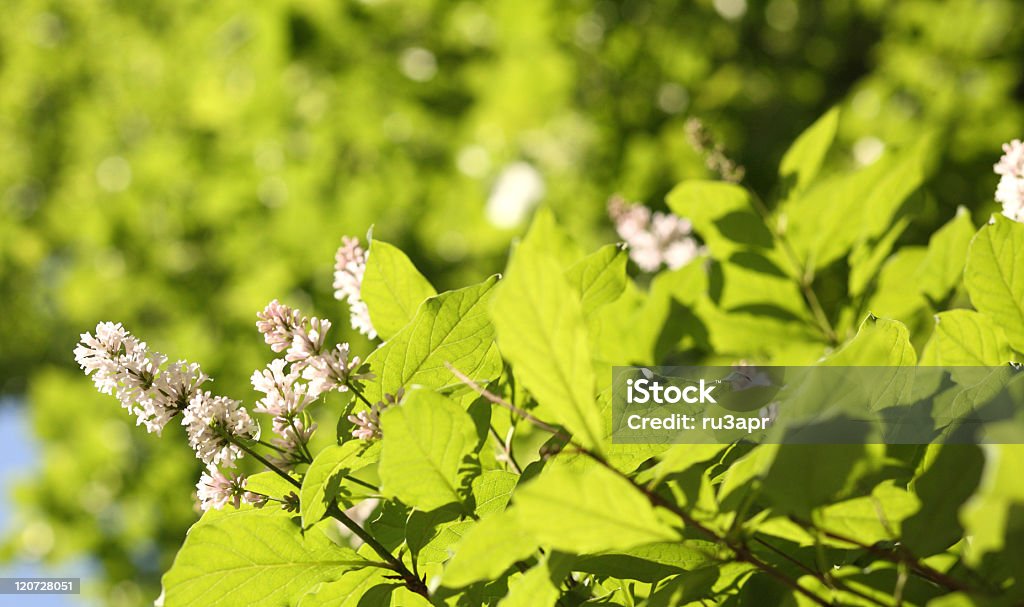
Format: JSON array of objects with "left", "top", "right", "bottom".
[{"left": 607, "top": 196, "right": 702, "bottom": 272}]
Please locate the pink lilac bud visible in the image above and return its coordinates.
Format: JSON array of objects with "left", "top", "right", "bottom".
[{"left": 333, "top": 237, "right": 377, "bottom": 339}]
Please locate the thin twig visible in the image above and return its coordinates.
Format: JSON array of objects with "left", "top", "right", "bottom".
[
  {"left": 488, "top": 424, "right": 522, "bottom": 474},
  {"left": 326, "top": 503, "right": 430, "bottom": 598},
  {"left": 346, "top": 381, "right": 376, "bottom": 409}
]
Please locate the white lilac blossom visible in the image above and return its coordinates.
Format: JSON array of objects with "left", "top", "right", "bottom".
[
  {"left": 74, "top": 322, "right": 209, "bottom": 434},
  {"left": 256, "top": 300, "right": 331, "bottom": 368},
  {"left": 251, "top": 359, "right": 319, "bottom": 470},
  {"left": 196, "top": 467, "right": 249, "bottom": 511},
  {"left": 251, "top": 359, "right": 315, "bottom": 419},
  {"left": 333, "top": 236, "right": 377, "bottom": 339},
  {"left": 607, "top": 196, "right": 701, "bottom": 272},
  {"left": 994, "top": 139, "right": 1024, "bottom": 222},
  {"left": 348, "top": 389, "right": 403, "bottom": 441},
  {"left": 303, "top": 343, "right": 374, "bottom": 396},
  {"left": 182, "top": 391, "right": 258, "bottom": 468}
]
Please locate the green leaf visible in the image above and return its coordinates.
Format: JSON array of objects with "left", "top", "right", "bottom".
[
  {"left": 919, "top": 206, "right": 974, "bottom": 301},
  {"left": 573, "top": 542, "right": 716, "bottom": 583},
  {"left": 961, "top": 445, "right": 1024, "bottom": 567},
  {"left": 490, "top": 214, "right": 604, "bottom": 450},
  {"left": 965, "top": 214, "right": 1024, "bottom": 353},
  {"left": 903, "top": 445, "right": 984, "bottom": 556},
  {"left": 778, "top": 107, "right": 839, "bottom": 198},
  {"left": 639, "top": 444, "right": 727, "bottom": 487},
  {"left": 815, "top": 481, "right": 920, "bottom": 545},
  {"left": 513, "top": 463, "right": 679, "bottom": 553},
  {"left": 471, "top": 470, "right": 518, "bottom": 517},
  {"left": 497, "top": 555, "right": 571, "bottom": 607},
  {"left": 932, "top": 309, "right": 1012, "bottom": 367},
  {"left": 848, "top": 214, "right": 911, "bottom": 297},
  {"left": 783, "top": 136, "right": 933, "bottom": 271},
  {"left": 363, "top": 275, "right": 502, "bottom": 403},
  {"left": 565, "top": 244, "right": 628, "bottom": 316},
  {"left": 297, "top": 568, "right": 398, "bottom": 607},
  {"left": 826, "top": 315, "right": 917, "bottom": 366},
  {"left": 647, "top": 567, "right": 720, "bottom": 607},
  {"left": 760, "top": 444, "right": 884, "bottom": 517},
  {"left": 161, "top": 510, "right": 366, "bottom": 607},
  {"left": 362, "top": 240, "right": 437, "bottom": 340},
  {"left": 301, "top": 441, "right": 380, "bottom": 529},
  {"left": 521, "top": 207, "right": 584, "bottom": 268},
  {"left": 379, "top": 389, "right": 477, "bottom": 511},
  {"left": 406, "top": 505, "right": 473, "bottom": 566},
  {"left": 666, "top": 180, "right": 772, "bottom": 261},
  {"left": 441, "top": 511, "right": 540, "bottom": 588}
]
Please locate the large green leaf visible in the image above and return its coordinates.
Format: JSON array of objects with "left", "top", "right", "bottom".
[
  {"left": 297, "top": 568, "right": 398, "bottom": 607},
  {"left": 161, "top": 510, "right": 366, "bottom": 607},
  {"left": 783, "top": 137, "right": 933, "bottom": 272},
  {"left": 406, "top": 505, "right": 473, "bottom": 566},
  {"left": 565, "top": 244, "right": 628, "bottom": 317},
  {"left": 639, "top": 444, "right": 727, "bottom": 487},
  {"left": 919, "top": 206, "right": 975, "bottom": 301},
  {"left": 513, "top": 463, "right": 679, "bottom": 553},
  {"left": 961, "top": 445, "right": 1024, "bottom": 568},
  {"left": 965, "top": 215, "right": 1024, "bottom": 353},
  {"left": 647, "top": 567, "right": 721, "bottom": 607},
  {"left": 815, "top": 481, "right": 920, "bottom": 545},
  {"left": 297, "top": 568, "right": 432, "bottom": 607},
  {"left": 497, "top": 556, "right": 570, "bottom": 607},
  {"left": 471, "top": 470, "right": 518, "bottom": 517},
  {"left": 903, "top": 445, "right": 984, "bottom": 556},
  {"left": 825, "top": 315, "right": 917, "bottom": 367},
  {"left": 932, "top": 309, "right": 1012, "bottom": 367},
  {"left": 362, "top": 240, "right": 436, "bottom": 340},
  {"left": 778, "top": 107, "right": 840, "bottom": 198},
  {"left": 490, "top": 214, "right": 604, "bottom": 450},
  {"left": 379, "top": 389, "right": 477, "bottom": 511},
  {"left": 573, "top": 542, "right": 716, "bottom": 583},
  {"left": 300, "top": 441, "right": 380, "bottom": 529},
  {"left": 666, "top": 180, "right": 773, "bottom": 261},
  {"left": 441, "top": 511, "right": 540, "bottom": 588},
  {"left": 760, "top": 444, "right": 883, "bottom": 517},
  {"left": 362, "top": 275, "right": 502, "bottom": 403}
]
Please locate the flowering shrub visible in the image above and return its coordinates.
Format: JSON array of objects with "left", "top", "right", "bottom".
[{"left": 76, "top": 112, "right": 1024, "bottom": 606}]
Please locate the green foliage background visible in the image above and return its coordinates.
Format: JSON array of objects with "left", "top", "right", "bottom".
[{"left": 0, "top": 0, "right": 1022, "bottom": 605}]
